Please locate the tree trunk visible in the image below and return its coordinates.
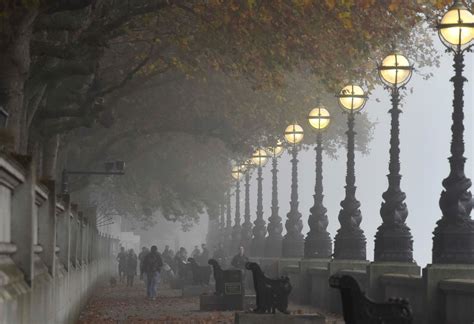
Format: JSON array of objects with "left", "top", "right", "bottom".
[{"left": 0, "top": 9, "right": 38, "bottom": 153}]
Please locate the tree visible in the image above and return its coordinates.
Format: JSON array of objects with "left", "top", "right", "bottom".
[{"left": 0, "top": 0, "right": 453, "bottom": 226}]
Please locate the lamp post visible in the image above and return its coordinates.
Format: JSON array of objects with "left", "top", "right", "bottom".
[
  {"left": 433, "top": 0, "right": 474, "bottom": 264},
  {"left": 231, "top": 165, "right": 245, "bottom": 253},
  {"left": 250, "top": 148, "right": 270, "bottom": 257},
  {"left": 220, "top": 203, "right": 226, "bottom": 246},
  {"left": 240, "top": 160, "right": 254, "bottom": 253},
  {"left": 374, "top": 52, "right": 414, "bottom": 262},
  {"left": 265, "top": 141, "right": 285, "bottom": 257},
  {"left": 305, "top": 106, "right": 332, "bottom": 258},
  {"left": 282, "top": 123, "right": 305, "bottom": 257},
  {"left": 333, "top": 85, "right": 368, "bottom": 260},
  {"left": 225, "top": 188, "right": 233, "bottom": 255}
]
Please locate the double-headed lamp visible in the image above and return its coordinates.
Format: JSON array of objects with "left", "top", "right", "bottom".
[
  {"left": 268, "top": 140, "right": 284, "bottom": 158},
  {"left": 438, "top": 0, "right": 474, "bottom": 50},
  {"left": 231, "top": 165, "right": 245, "bottom": 180},
  {"left": 284, "top": 123, "right": 304, "bottom": 144},
  {"left": 337, "top": 85, "right": 367, "bottom": 112},
  {"left": 308, "top": 106, "right": 331, "bottom": 130},
  {"left": 378, "top": 53, "right": 413, "bottom": 87},
  {"left": 251, "top": 148, "right": 269, "bottom": 167}
]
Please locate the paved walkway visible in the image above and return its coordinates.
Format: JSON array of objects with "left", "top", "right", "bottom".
[{"left": 78, "top": 280, "right": 343, "bottom": 323}]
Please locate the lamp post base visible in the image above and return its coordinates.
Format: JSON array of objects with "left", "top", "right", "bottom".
[
  {"left": 374, "top": 224, "right": 413, "bottom": 262},
  {"left": 282, "top": 235, "right": 304, "bottom": 258},
  {"left": 264, "top": 236, "right": 282, "bottom": 257},
  {"left": 304, "top": 231, "right": 332, "bottom": 259},
  {"left": 250, "top": 238, "right": 265, "bottom": 257},
  {"left": 432, "top": 219, "right": 474, "bottom": 264},
  {"left": 333, "top": 228, "right": 366, "bottom": 260}
]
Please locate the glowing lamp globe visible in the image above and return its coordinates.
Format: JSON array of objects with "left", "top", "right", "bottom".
[
  {"left": 378, "top": 53, "right": 413, "bottom": 87},
  {"left": 231, "top": 165, "right": 245, "bottom": 180},
  {"left": 251, "top": 148, "right": 269, "bottom": 167},
  {"left": 308, "top": 106, "right": 331, "bottom": 130},
  {"left": 337, "top": 85, "right": 367, "bottom": 112},
  {"left": 268, "top": 140, "right": 285, "bottom": 158},
  {"left": 438, "top": 0, "right": 474, "bottom": 49},
  {"left": 284, "top": 123, "right": 304, "bottom": 144}
]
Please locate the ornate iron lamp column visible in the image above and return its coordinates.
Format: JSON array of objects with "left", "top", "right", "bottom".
[
  {"left": 305, "top": 107, "right": 332, "bottom": 258},
  {"left": 374, "top": 53, "right": 414, "bottom": 262},
  {"left": 250, "top": 148, "right": 269, "bottom": 257},
  {"left": 265, "top": 141, "right": 285, "bottom": 257},
  {"left": 333, "top": 85, "right": 368, "bottom": 260},
  {"left": 231, "top": 165, "right": 245, "bottom": 254},
  {"left": 433, "top": 1, "right": 474, "bottom": 264},
  {"left": 219, "top": 203, "right": 226, "bottom": 245},
  {"left": 240, "top": 160, "right": 253, "bottom": 253},
  {"left": 282, "top": 123, "right": 305, "bottom": 257},
  {"left": 225, "top": 189, "right": 233, "bottom": 255},
  {"left": 240, "top": 161, "right": 253, "bottom": 253}
]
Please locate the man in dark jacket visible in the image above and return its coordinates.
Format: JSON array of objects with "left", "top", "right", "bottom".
[
  {"left": 231, "top": 246, "right": 249, "bottom": 270},
  {"left": 117, "top": 246, "right": 127, "bottom": 283},
  {"left": 141, "top": 245, "right": 163, "bottom": 299},
  {"left": 126, "top": 249, "right": 138, "bottom": 287},
  {"left": 200, "top": 243, "right": 209, "bottom": 265},
  {"left": 138, "top": 247, "right": 149, "bottom": 280}
]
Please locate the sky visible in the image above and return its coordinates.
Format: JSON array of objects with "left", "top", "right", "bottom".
[{"left": 239, "top": 32, "right": 473, "bottom": 268}]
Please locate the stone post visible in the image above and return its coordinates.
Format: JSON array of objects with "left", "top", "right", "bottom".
[
  {"left": 57, "top": 194, "right": 71, "bottom": 270},
  {"left": 38, "top": 180, "right": 57, "bottom": 276},
  {"left": 11, "top": 155, "right": 35, "bottom": 285}
]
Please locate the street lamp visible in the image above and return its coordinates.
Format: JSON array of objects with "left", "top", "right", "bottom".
[
  {"left": 333, "top": 85, "right": 368, "bottom": 260},
  {"left": 250, "top": 148, "right": 270, "bottom": 257},
  {"left": 240, "top": 159, "right": 254, "bottom": 252},
  {"left": 61, "top": 161, "right": 126, "bottom": 194},
  {"left": 305, "top": 106, "right": 332, "bottom": 258},
  {"left": 225, "top": 188, "right": 233, "bottom": 255},
  {"left": 265, "top": 140, "right": 285, "bottom": 257},
  {"left": 433, "top": 0, "right": 474, "bottom": 264},
  {"left": 374, "top": 52, "right": 414, "bottom": 262},
  {"left": 231, "top": 164, "right": 245, "bottom": 253},
  {"left": 282, "top": 123, "right": 305, "bottom": 257}
]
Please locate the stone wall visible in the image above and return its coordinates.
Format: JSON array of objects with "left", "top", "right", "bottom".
[{"left": 0, "top": 153, "right": 117, "bottom": 324}]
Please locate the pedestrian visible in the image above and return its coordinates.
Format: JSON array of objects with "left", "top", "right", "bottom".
[
  {"left": 117, "top": 246, "right": 127, "bottom": 283},
  {"left": 200, "top": 243, "right": 209, "bottom": 265},
  {"left": 213, "top": 243, "right": 226, "bottom": 267},
  {"left": 231, "top": 246, "right": 249, "bottom": 270},
  {"left": 138, "top": 247, "right": 149, "bottom": 280},
  {"left": 126, "top": 249, "right": 138, "bottom": 287},
  {"left": 174, "top": 247, "right": 188, "bottom": 280},
  {"left": 141, "top": 245, "right": 163, "bottom": 300},
  {"left": 191, "top": 245, "right": 201, "bottom": 259},
  {"left": 231, "top": 246, "right": 249, "bottom": 287}
]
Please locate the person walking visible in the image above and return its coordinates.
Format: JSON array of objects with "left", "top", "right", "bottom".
[
  {"left": 200, "top": 243, "right": 209, "bottom": 265},
  {"left": 138, "top": 247, "right": 149, "bottom": 280},
  {"left": 231, "top": 246, "right": 249, "bottom": 270},
  {"left": 213, "top": 243, "right": 226, "bottom": 267},
  {"left": 141, "top": 245, "right": 163, "bottom": 300},
  {"left": 117, "top": 246, "right": 127, "bottom": 283},
  {"left": 191, "top": 245, "right": 201, "bottom": 259},
  {"left": 126, "top": 249, "right": 138, "bottom": 287}
]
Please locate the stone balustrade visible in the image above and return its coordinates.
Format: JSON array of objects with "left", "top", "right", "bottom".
[
  {"left": 0, "top": 153, "right": 117, "bottom": 324},
  {"left": 247, "top": 256, "right": 474, "bottom": 324}
]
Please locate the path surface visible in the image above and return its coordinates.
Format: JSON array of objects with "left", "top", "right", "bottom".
[{"left": 78, "top": 280, "right": 343, "bottom": 323}]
